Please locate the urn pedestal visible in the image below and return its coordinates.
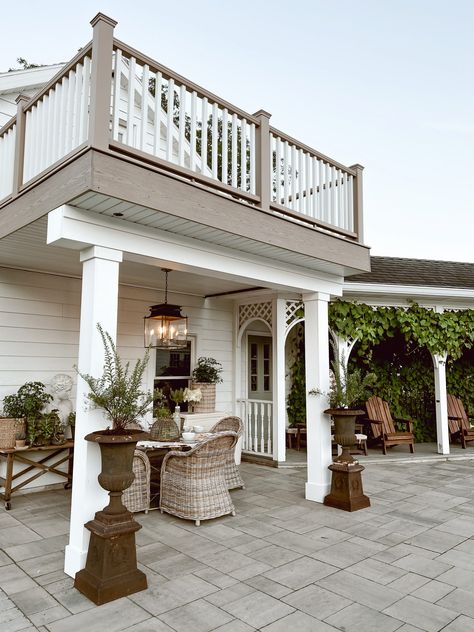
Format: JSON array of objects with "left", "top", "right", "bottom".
[
  {"left": 74, "top": 430, "right": 148, "bottom": 604},
  {"left": 323, "top": 409, "right": 370, "bottom": 512}
]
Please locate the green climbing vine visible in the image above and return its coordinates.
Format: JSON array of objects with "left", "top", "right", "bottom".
[
  {"left": 285, "top": 300, "right": 474, "bottom": 442},
  {"left": 328, "top": 300, "right": 474, "bottom": 360}
]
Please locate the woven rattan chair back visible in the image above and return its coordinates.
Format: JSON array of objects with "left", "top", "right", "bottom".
[
  {"left": 210, "top": 416, "right": 243, "bottom": 436},
  {"left": 160, "top": 432, "right": 238, "bottom": 525},
  {"left": 209, "top": 416, "right": 245, "bottom": 490},
  {"left": 123, "top": 450, "right": 151, "bottom": 514}
]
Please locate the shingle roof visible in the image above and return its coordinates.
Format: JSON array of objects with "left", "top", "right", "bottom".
[{"left": 349, "top": 257, "right": 474, "bottom": 289}]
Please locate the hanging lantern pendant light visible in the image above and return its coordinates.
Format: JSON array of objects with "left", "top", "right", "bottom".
[{"left": 144, "top": 269, "right": 188, "bottom": 348}]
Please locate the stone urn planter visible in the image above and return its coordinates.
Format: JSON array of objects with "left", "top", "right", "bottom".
[
  {"left": 326, "top": 408, "right": 365, "bottom": 464},
  {"left": 74, "top": 428, "right": 149, "bottom": 605},
  {"left": 324, "top": 408, "right": 370, "bottom": 512},
  {"left": 74, "top": 324, "right": 154, "bottom": 604}
]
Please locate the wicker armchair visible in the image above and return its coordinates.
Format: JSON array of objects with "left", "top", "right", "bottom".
[
  {"left": 210, "top": 416, "right": 245, "bottom": 490},
  {"left": 123, "top": 450, "right": 151, "bottom": 514},
  {"left": 159, "top": 432, "right": 238, "bottom": 526}
]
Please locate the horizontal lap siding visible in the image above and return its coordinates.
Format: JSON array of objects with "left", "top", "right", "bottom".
[{"left": 0, "top": 269, "right": 234, "bottom": 413}]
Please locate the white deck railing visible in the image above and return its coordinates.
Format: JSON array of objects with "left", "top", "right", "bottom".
[
  {"left": 22, "top": 48, "right": 92, "bottom": 184},
  {"left": 111, "top": 42, "right": 257, "bottom": 198},
  {"left": 0, "top": 15, "right": 362, "bottom": 241},
  {"left": 239, "top": 399, "right": 273, "bottom": 456},
  {"left": 270, "top": 129, "right": 355, "bottom": 233},
  {"left": 0, "top": 121, "right": 16, "bottom": 200}
]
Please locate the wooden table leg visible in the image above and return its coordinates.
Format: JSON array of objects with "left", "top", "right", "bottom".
[
  {"left": 4, "top": 453, "right": 14, "bottom": 510},
  {"left": 65, "top": 447, "right": 73, "bottom": 489}
]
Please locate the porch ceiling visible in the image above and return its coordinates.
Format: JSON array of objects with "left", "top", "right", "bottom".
[
  {"left": 68, "top": 191, "right": 349, "bottom": 277},
  {"left": 0, "top": 217, "right": 256, "bottom": 297}
]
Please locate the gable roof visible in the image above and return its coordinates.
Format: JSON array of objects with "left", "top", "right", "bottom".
[{"left": 349, "top": 256, "right": 474, "bottom": 290}]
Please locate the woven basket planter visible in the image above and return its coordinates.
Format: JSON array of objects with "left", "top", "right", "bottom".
[
  {"left": 150, "top": 416, "right": 180, "bottom": 441},
  {"left": 0, "top": 418, "right": 26, "bottom": 449},
  {"left": 192, "top": 383, "right": 216, "bottom": 413}
]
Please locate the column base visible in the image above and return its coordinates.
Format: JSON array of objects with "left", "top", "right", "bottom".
[
  {"left": 64, "top": 544, "right": 88, "bottom": 579},
  {"left": 74, "top": 511, "right": 147, "bottom": 605},
  {"left": 324, "top": 461, "right": 370, "bottom": 512},
  {"left": 305, "top": 481, "right": 331, "bottom": 503}
]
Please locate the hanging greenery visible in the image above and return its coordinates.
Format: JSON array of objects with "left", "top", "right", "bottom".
[
  {"left": 285, "top": 300, "right": 474, "bottom": 442},
  {"left": 329, "top": 300, "right": 474, "bottom": 361},
  {"left": 286, "top": 325, "right": 306, "bottom": 427}
]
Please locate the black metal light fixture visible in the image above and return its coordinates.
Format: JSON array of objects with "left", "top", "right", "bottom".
[{"left": 144, "top": 268, "right": 188, "bottom": 348}]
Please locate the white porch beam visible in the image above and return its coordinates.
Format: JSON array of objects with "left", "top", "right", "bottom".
[
  {"left": 303, "top": 292, "right": 332, "bottom": 502},
  {"left": 433, "top": 353, "right": 450, "bottom": 455},
  {"left": 47, "top": 205, "right": 344, "bottom": 295},
  {"left": 272, "top": 298, "right": 287, "bottom": 462},
  {"left": 64, "top": 245, "right": 122, "bottom": 578}
]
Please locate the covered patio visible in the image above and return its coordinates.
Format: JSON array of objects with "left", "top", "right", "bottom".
[{"left": 1, "top": 458, "right": 474, "bottom": 631}]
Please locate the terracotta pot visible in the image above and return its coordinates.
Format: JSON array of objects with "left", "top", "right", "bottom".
[
  {"left": 325, "top": 408, "right": 365, "bottom": 464},
  {"left": 192, "top": 382, "right": 216, "bottom": 413}
]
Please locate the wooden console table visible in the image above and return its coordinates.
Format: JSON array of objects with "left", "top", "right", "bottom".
[{"left": 0, "top": 442, "right": 74, "bottom": 510}]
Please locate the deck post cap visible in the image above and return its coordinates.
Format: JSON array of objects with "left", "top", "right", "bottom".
[{"left": 90, "top": 13, "right": 118, "bottom": 28}]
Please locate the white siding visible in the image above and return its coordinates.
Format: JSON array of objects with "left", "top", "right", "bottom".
[{"left": 0, "top": 267, "right": 234, "bottom": 490}]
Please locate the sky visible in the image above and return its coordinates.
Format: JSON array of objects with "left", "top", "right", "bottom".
[{"left": 3, "top": 0, "right": 473, "bottom": 263}]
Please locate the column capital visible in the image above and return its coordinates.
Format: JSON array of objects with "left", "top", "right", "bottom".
[
  {"left": 80, "top": 245, "right": 123, "bottom": 264},
  {"left": 302, "top": 291, "right": 330, "bottom": 304}
]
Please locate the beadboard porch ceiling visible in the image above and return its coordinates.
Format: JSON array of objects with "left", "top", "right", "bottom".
[{"left": 0, "top": 216, "right": 255, "bottom": 297}]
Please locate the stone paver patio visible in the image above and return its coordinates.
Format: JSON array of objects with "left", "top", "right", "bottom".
[{"left": 2, "top": 458, "right": 474, "bottom": 631}]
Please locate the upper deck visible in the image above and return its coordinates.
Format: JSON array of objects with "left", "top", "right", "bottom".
[{"left": 0, "top": 14, "right": 368, "bottom": 275}]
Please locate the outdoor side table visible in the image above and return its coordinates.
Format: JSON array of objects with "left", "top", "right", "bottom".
[{"left": 0, "top": 442, "right": 74, "bottom": 510}]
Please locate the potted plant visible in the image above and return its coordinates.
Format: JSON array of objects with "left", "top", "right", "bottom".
[
  {"left": 2, "top": 382, "right": 53, "bottom": 448},
  {"left": 150, "top": 388, "right": 179, "bottom": 441},
  {"left": 191, "top": 357, "right": 223, "bottom": 413},
  {"left": 15, "top": 431, "right": 27, "bottom": 449},
  {"left": 310, "top": 347, "right": 376, "bottom": 462},
  {"left": 310, "top": 346, "right": 375, "bottom": 512},
  {"left": 73, "top": 324, "right": 152, "bottom": 605},
  {"left": 67, "top": 411, "right": 76, "bottom": 440}
]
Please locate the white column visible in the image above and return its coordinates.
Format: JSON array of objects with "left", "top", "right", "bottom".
[
  {"left": 303, "top": 292, "right": 331, "bottom": 502},
  {"left": 64, "top": 245, "right": 122, "bottom": 578},
  {"left": 272, "top": 298, "right": 287, "bottom": 462},
  {"left": 433, "top": 353, "right": 450, "bottom": 455}
]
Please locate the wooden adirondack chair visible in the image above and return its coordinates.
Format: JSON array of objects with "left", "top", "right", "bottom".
[
  {"left": 365, "top": 396, "right": 415, "bottom": 455},
  {"left": 447, "top": 394, "right": 474, "bottom": 449}
]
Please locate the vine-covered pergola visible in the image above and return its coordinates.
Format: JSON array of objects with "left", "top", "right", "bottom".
[{"left": 328, "top": 300, "right": 474, "bottom": 453}]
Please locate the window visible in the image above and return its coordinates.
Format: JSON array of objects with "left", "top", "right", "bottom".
[{"left": 154, "top": 341, "right": 192, "bottom": 408}]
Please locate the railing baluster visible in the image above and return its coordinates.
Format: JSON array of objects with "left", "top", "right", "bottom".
[
  {"left": 112, "top": 49, "right": 122, "bottom": 143},
  {"left": 126, "top": 56, "right": 136, "bottom": 147},
  {"left": 266, "top": 403, "right": 272, "bottom": 454},
  {"left": 231, "top": 113, "right": 238, "bottom": 188},
  {"left": 178, "top": 84, "right": 186, "bottom": 166},
  {"left": 153, "top": 71, "right": 162, "bottom": 156},
  {"left": 283, "top": 141, "right": 289, "bottom": 207},
  {"left": 274, "top": 135, "right": 281, "bottom": 204},
  {"left": 166, "top": 77, "right": 174, "bottom": 161},
  {"left": 249, "top": 122, "right": 256, "bottom": 194},
  {"left": 140, "top": 64, "right": 149, "bottom": 152},
  {"left": 221, "top": 108, "right": 228, "bottom": 185},
  {"left": 240, "top": 118, "right": 247, "bottom": 192},
  {"left": 211, "top": 102, "right": 218, "bottom": 179},
  {"left": 291, "top": 145, "right": 298, "bottom": 210},
  {"left": 190, "top": 90, "right": 197, "bottom": 170},
  {"left": 201, "top": 96, "right": 208, "bottom": 173},
  {"left": 297, "top": 148, "right": 304, "bottom": 213}
]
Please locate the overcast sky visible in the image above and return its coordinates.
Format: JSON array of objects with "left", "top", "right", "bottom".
[{"left": 3, "top": 0, "right": 473, "bottom": 263}]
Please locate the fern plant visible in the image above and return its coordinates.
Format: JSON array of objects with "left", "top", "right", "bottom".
[
  {"left": 310, "top": 343, "right": 376, "bottom": 409},
  {"left": 76, "top": 324, "right": 153, "bottom": 432}
]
